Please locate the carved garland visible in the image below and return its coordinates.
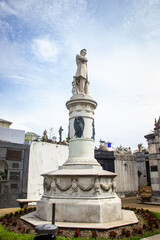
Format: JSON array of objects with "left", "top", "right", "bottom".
[
  {"left": 44, "top": 178, "right": 51, "bottom": 191},
  {"left": 78, "top": 179, "right": 95, "bottom": 191},
  {"left": 93, "top": 178, "right": 100, "bottom": 194},
  {"left": 111, "top": 178, "right": 116, "bottom": 192},
  {"left": 55, "top": 180, "right": 72, "bottom": 191},
  {"left": 100, "top": 183, "right": 110, "bottom": 191},
  {"left": 46, "top": 176, "right": 116, "bottom": 194}
]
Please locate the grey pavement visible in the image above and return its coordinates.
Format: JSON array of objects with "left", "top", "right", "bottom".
[
  {"left": 0, "top": 207, "right": 20, "bottom": 217},
  {"left": 141, "top": 234, "right": 160, "bottom": 240},
  {"left": 121, "top": 196, "right": 160, "bottom": 212}
]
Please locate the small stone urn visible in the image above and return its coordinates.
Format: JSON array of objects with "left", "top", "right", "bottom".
[{"left": 139, "top": 186, "right": 152, "bottom": 202}]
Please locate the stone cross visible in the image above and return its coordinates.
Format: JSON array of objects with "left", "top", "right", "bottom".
[{"left": 58, "top": 126, "right": 64, "bottom": 143}]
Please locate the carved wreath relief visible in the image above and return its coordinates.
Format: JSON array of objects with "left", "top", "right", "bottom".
[
  {"left": 44, "top": 176, "right": 116, "bottom": 196},
  {"left": 74, "top": 117, "right": 85, "bottom": 138}
]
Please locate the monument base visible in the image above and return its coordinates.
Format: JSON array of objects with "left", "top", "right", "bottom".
[
  {"left": 22, "top": 210, "right": 138, "bottom": 230},
  {"left": 36, "top": 195, "right": 121, "bottom": 223},
  {"left": 36, "top": 168, "right": 122, "bottom": 223}
]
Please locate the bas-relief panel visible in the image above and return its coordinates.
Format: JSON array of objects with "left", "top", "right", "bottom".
[{"left": 44, "top": 176, "right": 116, "bottom": 198}]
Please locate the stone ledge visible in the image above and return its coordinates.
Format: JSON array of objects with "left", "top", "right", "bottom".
[
  {"left": 21, "top": 210, "right": 138, "bottom": 230},
  {"left": 42, "top": 168, "right": 117, "bottom": 177}
]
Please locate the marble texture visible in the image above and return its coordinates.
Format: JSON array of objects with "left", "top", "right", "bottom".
[
  {"left": 73, "top": 49, "right": 88, "bottom": 95},
  {"left": 64, "top": 94, "right": 98, "bottom": 168},
  {"left": 36, "top": 167, "right": 121, "bottom": 223},
  {"left": 36, "top": 196, "right": 121, "bottom": 223},
  {"left": 22, "top": 209, "right": 138, "bottom": 229}
]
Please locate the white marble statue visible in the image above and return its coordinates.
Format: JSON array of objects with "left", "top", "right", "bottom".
[{"left": 73, "top": 49, "right": 89, "bottom": 95}]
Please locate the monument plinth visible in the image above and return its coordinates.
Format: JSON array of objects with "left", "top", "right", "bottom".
[{"left": 36, "top": 49, "right": 122, "bottom": 223}]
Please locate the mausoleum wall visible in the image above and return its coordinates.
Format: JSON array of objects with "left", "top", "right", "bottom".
[
  {"left": 27, "top": 142, "right": 69, "bottom": 200},
  {"left": 0, "top": 141, "right": 29, "bottom": 208},
  {"left": 0, "top": 127, "right": 25, "bottom": 144},
  {"left": 114, "top": 153, "right": 138, "bottom": 197}
]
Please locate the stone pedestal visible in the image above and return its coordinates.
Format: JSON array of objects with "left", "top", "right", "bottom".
[
  {"left": 36, "top": 93, "right": 122, "bottom": 223},
  {"left": 36, "top": 169, "right": 121, "bottom": 223}
]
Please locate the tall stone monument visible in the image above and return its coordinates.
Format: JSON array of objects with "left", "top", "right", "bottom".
[{"left": 36, "top": 49, "right": 122, "bottom": 223}]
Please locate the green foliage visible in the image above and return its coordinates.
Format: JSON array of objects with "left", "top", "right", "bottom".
[
  {"left": 0, "top": 224, "right": 34, "bottom": 240},
  {"left": 0, "top": 209, "right": 160, "bottom": 240},
  {"left": 0, "top": 169, "right": 7, "bottom": 180},
  {"left": 25, "top": 134, "right": 31, "bottom": 142},
  {"left": 0, "top": 222, "right": 160, "bottom": 240},
  {"left": 151, "top": 211, "right": 160, "bottom": 222},
  {"left": 143, "top": 183, "right": 149, "bottom": 187}
]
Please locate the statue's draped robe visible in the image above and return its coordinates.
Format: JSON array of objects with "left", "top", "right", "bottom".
[{"left": 75, "top": 54, "right": 88, "bottom": 80}]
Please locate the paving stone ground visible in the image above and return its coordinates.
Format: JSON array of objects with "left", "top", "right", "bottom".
[
  {"left": 141, "top": 235, "right": 160, "bottom": 240},
  {"left": 122, "top": 197, "right": 160, "bottom": 240},
  {"left": 0, "top": 207, "right": 20, "bottom": 217},
  {"left": 121, "top": 196, "right": 160, "bottom": 212}
]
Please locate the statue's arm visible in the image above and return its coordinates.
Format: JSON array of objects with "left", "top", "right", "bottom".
[{"left": 76, "top": 54, "right": 88, "bottom": 62}]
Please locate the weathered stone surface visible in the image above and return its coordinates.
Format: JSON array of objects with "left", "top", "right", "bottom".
[
  {"left": 22, "top": 210, "right": 138, "bottom": 229},
  {"left": 36, "top": 168, "right": 120, "bottom": 223},
  {"left": 36, "top": 196, "right": 121, "bottom": 223},
  {"left": 0, "top": 141, "right": 30, "bottom": 208},
  {"left": 10, "top": 171, "right": 20, "bottom": 180}
]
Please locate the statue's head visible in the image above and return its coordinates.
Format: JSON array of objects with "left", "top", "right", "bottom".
[{"left": 80, "top": 49, "right": 87, "bottom": 56}]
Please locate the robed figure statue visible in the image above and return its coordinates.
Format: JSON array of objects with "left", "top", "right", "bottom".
[{"left": 72, "top": 49, "right": 89, "bottom": 95}]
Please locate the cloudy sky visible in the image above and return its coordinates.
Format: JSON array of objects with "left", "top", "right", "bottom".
[{"left": 0, "top": 0, "right": 160, "bottom": 150}]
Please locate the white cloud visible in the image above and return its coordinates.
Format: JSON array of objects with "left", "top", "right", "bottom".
[
  {"left": 32, "top": 37, "right": 58, "bottom": 63},
  {"left": 0, "top": 1, "right": 17, "bottom": 16},
  {"left": 1, "top": 0, "right": 160, "bottom": 150},
  {"left": 87, "top": 42, "right": 160, "bottom": 150}
]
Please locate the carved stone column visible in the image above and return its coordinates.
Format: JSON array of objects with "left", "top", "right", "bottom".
[{"left": 63, "top": 94, "right": 100, "bottom": 169}]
